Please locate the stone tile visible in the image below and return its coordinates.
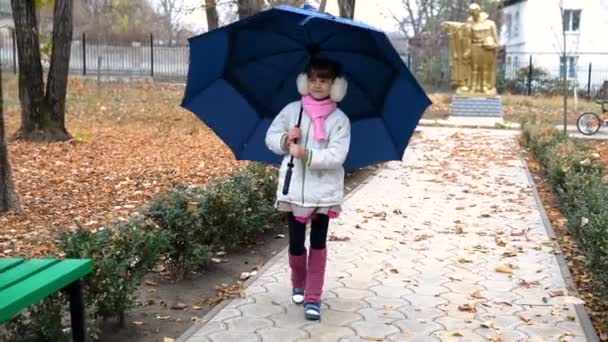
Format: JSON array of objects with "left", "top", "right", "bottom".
[
  {"left": 432, "top": 329, "right": 488, "bottom": 342},
  {"left": 325, "top": 297, "right": 369, "bottom": 312},
  {"left": 434, "top": 316, "right": 483, "bottom": 331},
  {"left": 403, "top": 292, "right": 445, "bottom": 308},
  {"left": 207, "top": 331, "right": 260, "bottom": 342},
  {"left": 361, "top": 296, "right": 409, "bottom": 310},
  {"left": 268, "top": 304, "right": 310, "bottom": 330},
  {"left": 186, "top": 321, "right": 226, "bottom": 341},
  {"left": 257, "top": 328, "right": 308, "bottom": 342},
  {"left": 368, "top": 285, "right": 415, "bottom": 298},
  {"left": 349, "top": 321, "right": 400, "bottom": 339},
  {"left": 386, "top": 333, "right": 441, "bottom": 342},
  {"left": 208, "top": 308, "right": 242, "bottom": 323},
  {"left": 321, "top": 309, "right": 362, "bottom": 326},
  {"left": 406, "top": 283, "right": 450, "bottom": 296},
  {"left": 224, "top": 317, "right": 273, "bottom": 332},
  {"left": 393, "top": 319, "right": 446, "bottom": 336},
  {"left": 302, "top": 324, "right": 356, "bottom": 341},
  {"left": 332, "top": 287, "right": 376, "bottom": 300},
  {"left": 516, "top": 325, "right": 583, "bottom": 341},
  {"left": 239, "top": 303, "right": 285, "bottom": 318},
  {"left": 357, "top": 308, "right": 406, "bottom": 324}
]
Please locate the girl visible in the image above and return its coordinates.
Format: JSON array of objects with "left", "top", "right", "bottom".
[{"left": 265, "top": 58, "right": 351, "bottom": 321}]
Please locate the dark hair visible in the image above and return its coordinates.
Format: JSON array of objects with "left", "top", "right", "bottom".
[{"left": 306, "top": 58, "right": 341, "bottom": 80}]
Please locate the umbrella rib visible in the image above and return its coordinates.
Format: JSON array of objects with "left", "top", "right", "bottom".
[{"left": 230, "top": 48, "right": 305, "bottom": 72}]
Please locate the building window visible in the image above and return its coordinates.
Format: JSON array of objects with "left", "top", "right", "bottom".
[
  {"left": 505, "top": 14, "right": 512, "bottom": 39},
  {"left": 514, "top": 56, "right": 519, "bottom": 68},
  {"left": 560, "top": 56, "right": 578, "bottom": 79},
  {"left": 513, "top": 11, "right": 519, "bottom": 37},
  {"left": 562, "top": 9, "right": 581, "bottom": 32}
]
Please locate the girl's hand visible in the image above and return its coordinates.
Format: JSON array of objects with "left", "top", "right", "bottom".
[
  {"left": 289, "top": 143, "right": 306, "bottom": 159},
  {"left": 288, "top": 128, "right": 302, "bottom": 142}
]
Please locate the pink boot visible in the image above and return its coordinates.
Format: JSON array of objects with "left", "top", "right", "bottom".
[
  {"left": 304, "top": 248, "right": 327, "bottom": 304},
  {"left": 289, "top": 249, "right": 307, "bottom": 304}
]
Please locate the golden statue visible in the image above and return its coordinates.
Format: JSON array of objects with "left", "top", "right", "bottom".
[{"left": 441, "top": 3, "right": 499, "bottom": 96}]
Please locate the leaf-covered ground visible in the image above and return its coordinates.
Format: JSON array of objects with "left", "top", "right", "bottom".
[{"left": 1, "top": 77, "right": 240, "bottom": 257}]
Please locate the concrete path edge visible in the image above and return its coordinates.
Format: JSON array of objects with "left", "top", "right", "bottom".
[{"left": 519, "top": 157, "right": 600, "bottom": 342}]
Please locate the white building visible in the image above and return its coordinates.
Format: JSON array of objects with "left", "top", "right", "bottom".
[{"left": 501, "top": 0, "right": 608, "bottom": 92}]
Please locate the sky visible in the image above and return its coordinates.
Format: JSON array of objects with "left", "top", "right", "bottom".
[{"left": 170, "top": 0, "right": 407, "bottom": 34}]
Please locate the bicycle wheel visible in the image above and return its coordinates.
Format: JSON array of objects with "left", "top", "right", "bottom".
[{"left": 577, "top": 112, "right": 601, "bottom": 135}]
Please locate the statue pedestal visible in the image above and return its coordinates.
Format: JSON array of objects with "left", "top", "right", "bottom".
[{"left": 450, "top": 96, "right": 503, "bottom": 117}]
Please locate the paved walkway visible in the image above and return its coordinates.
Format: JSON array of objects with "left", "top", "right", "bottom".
[{"left": 179, "top": 127, "right": 595, "bottom": 342}]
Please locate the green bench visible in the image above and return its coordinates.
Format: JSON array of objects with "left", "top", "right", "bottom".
[{"left": 0, "top": 258, "right": 92, "bottom": 342}]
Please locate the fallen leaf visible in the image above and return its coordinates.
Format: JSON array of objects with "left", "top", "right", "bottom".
[
  {"left": 328, "top": 233, "right": 350, "bottom": 242},
  {"left": 458, "top": 258, "right": 473, "bottom": 264},
  {"left": 274, "top": 234, "right": 285, "bottom": 239},
  {"left": 495, "top": 236, "right": 507, "bottom": 247},
  {"left": 561, "top": 296, "right": 585, "bottom": 305},
  {"left": 469, "top": 290, "right": 484, "bottom": 299},
  {"left": 240, "top": 272, "right": 251, "bottom": 280},
  {"left": 414, "top": 234, "right": 432, "bottom": 242},
  {"left": 170, "top": 303, "right": 187, "bottom": 310},
  {"left": 156, "top": 315, "right": 171, "bottom": 320},
  {"left": 549, "top": 289, "right": 565, "bottom": 297},
  {"left": 518, "top": 279, "right": 541, "bottom": 288},
  {"left": 496, "top": 265, "right": 513, "bottom": 274},
  {"left": 163, "top": 338, "right": 176, "bottom": 342},
  {"left": 132, "top": 321, "right": 144, "bottom": 326},
  {"left": 192, "top": 305, "right": 202, "bottom": 310},
  {"left": 389, "top": 268, "right": 399, "bottom": 274},
  {"left": 458, "top": 303, "right": 477, "bottom": 313},
  {"left": 452, "top": 331, "right": 464, "bottom": 337}
]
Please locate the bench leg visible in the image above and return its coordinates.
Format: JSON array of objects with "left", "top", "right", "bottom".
[{"left": 67, "top": 280, "right": 86, "bottom": 342}]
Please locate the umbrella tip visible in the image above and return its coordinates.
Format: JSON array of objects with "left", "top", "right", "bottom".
[{"left": 302, "top": 2, "right": 317, "bottom": 11}]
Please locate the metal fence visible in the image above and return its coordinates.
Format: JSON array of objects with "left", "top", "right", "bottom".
[
  {"left": 401, "top": 50, "right": 608, "bottom": 98},
  {"left": 1, "top": 27, "right": 607, "bottom": 98},
  {"left": 0, "top": 29, "right": 189, "bottom": 81}
]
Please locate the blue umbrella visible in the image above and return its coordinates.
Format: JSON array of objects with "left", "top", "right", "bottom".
[{"left": 181, "top": 5, "right": 431, "bottom": 173}]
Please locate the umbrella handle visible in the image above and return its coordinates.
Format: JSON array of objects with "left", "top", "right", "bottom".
[
  {"left": 282, "top": 105, "right": 304, "bottom": 196},
  {"left": 282, "top": 160, "right": 294, "bottom": 195}
]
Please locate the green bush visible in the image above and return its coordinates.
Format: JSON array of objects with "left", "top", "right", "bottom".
[
  {"left": 145, "top": 162, "right": 280, "bottom": 276},
  {"left": 2, "top": 293, "right": 69, "bottom": 342},
  {"left": 56, "top": 220, "right": 166, "bottom": 326},
  {"left": 522, "top": 120, "right": 608, "bottom": 296},
  {"left": 146, "top": 189, "right": 212, "bottom": 277}
]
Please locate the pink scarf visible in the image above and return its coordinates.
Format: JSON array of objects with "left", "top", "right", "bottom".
[{"left": 301, "top": 95, "right": 337, "bottom": 141}]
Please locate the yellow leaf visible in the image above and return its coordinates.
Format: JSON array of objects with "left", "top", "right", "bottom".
[
  {"left": 496, "top": 265, "right": 513, "bottom": 274},
  {"left": 452, "top": 331, "right": 464, "bottom": 337}
]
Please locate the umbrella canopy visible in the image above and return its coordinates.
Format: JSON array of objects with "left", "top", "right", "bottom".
[{"left": 182, "top": 5, "right": 432, "bottom": 171}]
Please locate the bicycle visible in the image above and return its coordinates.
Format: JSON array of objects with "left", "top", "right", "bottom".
[{"left": 576, "top": 99, "right": 608, "bottom": 136}]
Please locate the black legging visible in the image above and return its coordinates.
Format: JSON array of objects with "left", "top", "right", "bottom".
[{"left": 288, "top": 213, "right": 329, "bottom": 256}]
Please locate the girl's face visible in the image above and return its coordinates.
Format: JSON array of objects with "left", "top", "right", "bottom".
[{"left": 308, "top": 72, "right": 333, "bottom": 100}]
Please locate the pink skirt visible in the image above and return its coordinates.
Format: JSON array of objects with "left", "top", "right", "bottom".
[{"left": 277, "top": 201, "right": 341, "bottom": 224}]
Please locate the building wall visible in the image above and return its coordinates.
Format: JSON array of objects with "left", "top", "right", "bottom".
[{"left": 501, "top": 0, "right": 608, "bottom": 89}]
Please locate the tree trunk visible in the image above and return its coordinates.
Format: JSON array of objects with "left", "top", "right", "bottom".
[
  {"left": 45, "top": 0, "right": 73, "bottom": 141},
  {"left": 11, "top": 0, "right": 71, "bottom": 142},
  {"left": 205, "top": 0, "right": 219, "bottom": 31},
  {"left": 337, "top": 0, "right": 355, "bottom": 19},
  {"left": 238, "top": 0, "right": 262, "bottom": 19},
  {"left": 0, "top": 66, "right": 21, "bottom": 213}
]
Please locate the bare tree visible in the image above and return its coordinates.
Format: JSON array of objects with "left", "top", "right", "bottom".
[
  {"left": 11, "top": 0, "right": 73, "bottom": 142},
  {"left": 0, "top": 66, "right": 21, "bottom": 213},
  {"left": 337, "top": 0, "right": 355, "bottom": 19},
  {"left": 157, "top": 0, "right": 186, "bottom": 45},
  {"left": 205, "top": 0, "right": 219, "bottom": 30}
]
